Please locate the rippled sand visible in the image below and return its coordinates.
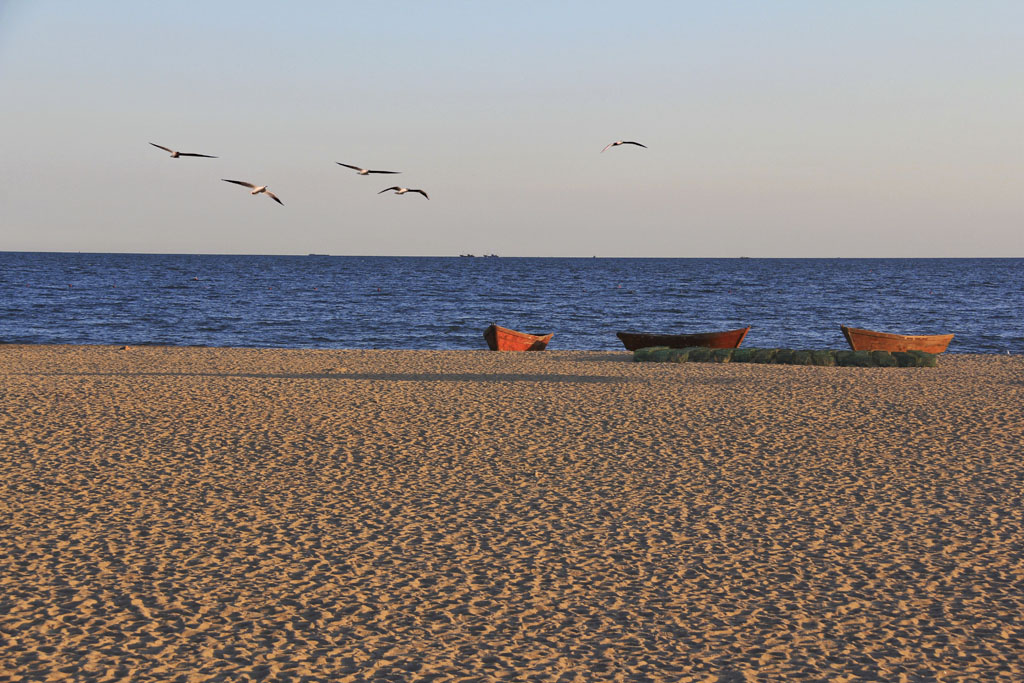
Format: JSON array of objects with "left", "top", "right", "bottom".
[{"left": 1, "top": 345, "right": 1022, "bottom": 682}]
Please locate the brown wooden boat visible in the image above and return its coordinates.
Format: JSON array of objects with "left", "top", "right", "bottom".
[
  {"left": 616, "top": 326, "right": 750, "bottom": 351},
  {"left": 840, "top": 325, "right": 953, "bottom": 354},
  {"left": 484, "top": 324, "right": 553, "bottom": 351}
]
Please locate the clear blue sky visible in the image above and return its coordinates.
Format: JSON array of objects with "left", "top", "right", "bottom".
[{"left": 1, "top": 1, "right": 1021, "bottom": 256}]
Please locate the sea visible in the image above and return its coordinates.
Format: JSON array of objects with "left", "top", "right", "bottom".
[{"left": 1, "top": 253, "right": 1021, "bottom": 354}]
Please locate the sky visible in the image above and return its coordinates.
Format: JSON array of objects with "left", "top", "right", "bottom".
[{"left": 1, "top": 1, "right": 1021, "bottom": 257}]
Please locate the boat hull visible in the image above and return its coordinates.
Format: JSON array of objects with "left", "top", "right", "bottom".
[
  {"left": 616, "top": 326, "right": 750, "bottom": 351},
  {"left": 484, "top": 324, "right": 553, "bottom": 351},
  {"left": 840, "top": 325, "right": 953, "bottom": 353}
]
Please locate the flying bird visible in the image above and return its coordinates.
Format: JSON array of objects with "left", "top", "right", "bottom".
[
  {"left": 222, "top": 179, "right": 283, "bottom": 205},
  {"left": 600, "top": 140, "right": 647, "bottom": 153},
  {"left": 150, "top": 142, "right": 217, "bottom": 158},
  {"left": 378, "top": 186, "right": 429, "bottom": 199},
  {"left": 337, "top": 162, "right": 400, "bottom": 175}
]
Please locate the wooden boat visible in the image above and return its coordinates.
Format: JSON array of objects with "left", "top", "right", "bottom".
[
  {"left": 484, "top": 324, "right": 553, "bottom": 351},
  {"left": 840, "top": 325, "right": 953, "bottom": 354},
  {"left": 616, "top": 326, "right": 750, "bottom": 351}
]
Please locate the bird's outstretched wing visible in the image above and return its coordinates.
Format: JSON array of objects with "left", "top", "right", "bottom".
[
  {"left": 265, "top": 191, "right": 284, "bottom": 206},
  {"left": 622, "top": 141, "right": 647, "bottom": 148},
  {"left": 411, "top": 189, "right": 429, "bottom": 199},
  {"left": 337, "top": 163, "right": 363, "bottom": 171},
  {"left": 150, "top": 142, "right": 175, "bottom": 154},
  {"left": 368, "top": 169, "right": 400, "bottom": 174},
  {"left": 178, "top": 152, "right": 218, "bottom": 158},
  {"left": 378, "top": 186, "right": 401, "bottom": 194},
  {"left": 222, "top": 179, "right": 256, "bottom": 188},
  {"left": 600, "top": 142, "right": 616, "bottom": 153}
]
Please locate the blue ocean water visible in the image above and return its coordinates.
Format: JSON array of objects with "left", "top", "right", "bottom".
[{"left": 1, "top": 253, "right": 1021, "bottom": 353}]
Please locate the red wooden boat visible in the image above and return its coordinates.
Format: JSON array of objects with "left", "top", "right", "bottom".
[
  {"left": 484, "top": 324, "right": 553, "bottom": 351},
  {"left": 840, "top": 325, "right": 953, "bottom": 354},
  {"left": 616, "top": 326, "right": 750, "bottom": 351}
]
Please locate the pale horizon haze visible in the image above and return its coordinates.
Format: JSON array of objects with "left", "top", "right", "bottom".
[{"left": 1, "top": 1, "right": 1021, "bottom": 257}]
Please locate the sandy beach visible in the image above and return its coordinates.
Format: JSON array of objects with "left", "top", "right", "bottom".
[{"left": 1, "top": 345, "right": 1022, "bottom": 682}]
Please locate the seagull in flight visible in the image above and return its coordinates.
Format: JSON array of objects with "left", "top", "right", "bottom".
[
  {"left": 222, "top": 179, "right": 283, "bottom": 205},
  {"left": 378, "top": 186, "right": 429, "bottom": 199},
  {"left": 337, "top": 162, "right": 400, "bottom": 175},
  {"left": 150, "top": 142, "right": 218, "bottom": 158},
  {"left": 601, "top": 140, "right": 647, "bottom": 153}
]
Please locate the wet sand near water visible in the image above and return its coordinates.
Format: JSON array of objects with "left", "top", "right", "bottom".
[{"left": 1, "top": 345, "right": 1022, "bottom": 681}]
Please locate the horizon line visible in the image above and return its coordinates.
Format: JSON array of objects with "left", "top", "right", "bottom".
[{"left": 2, "top": 250, "right": 1022, "bottom": 260}]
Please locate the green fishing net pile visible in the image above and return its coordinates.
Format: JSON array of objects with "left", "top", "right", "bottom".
[{"left": 633, "top": 347, "right": 937, "bottom": 367}]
